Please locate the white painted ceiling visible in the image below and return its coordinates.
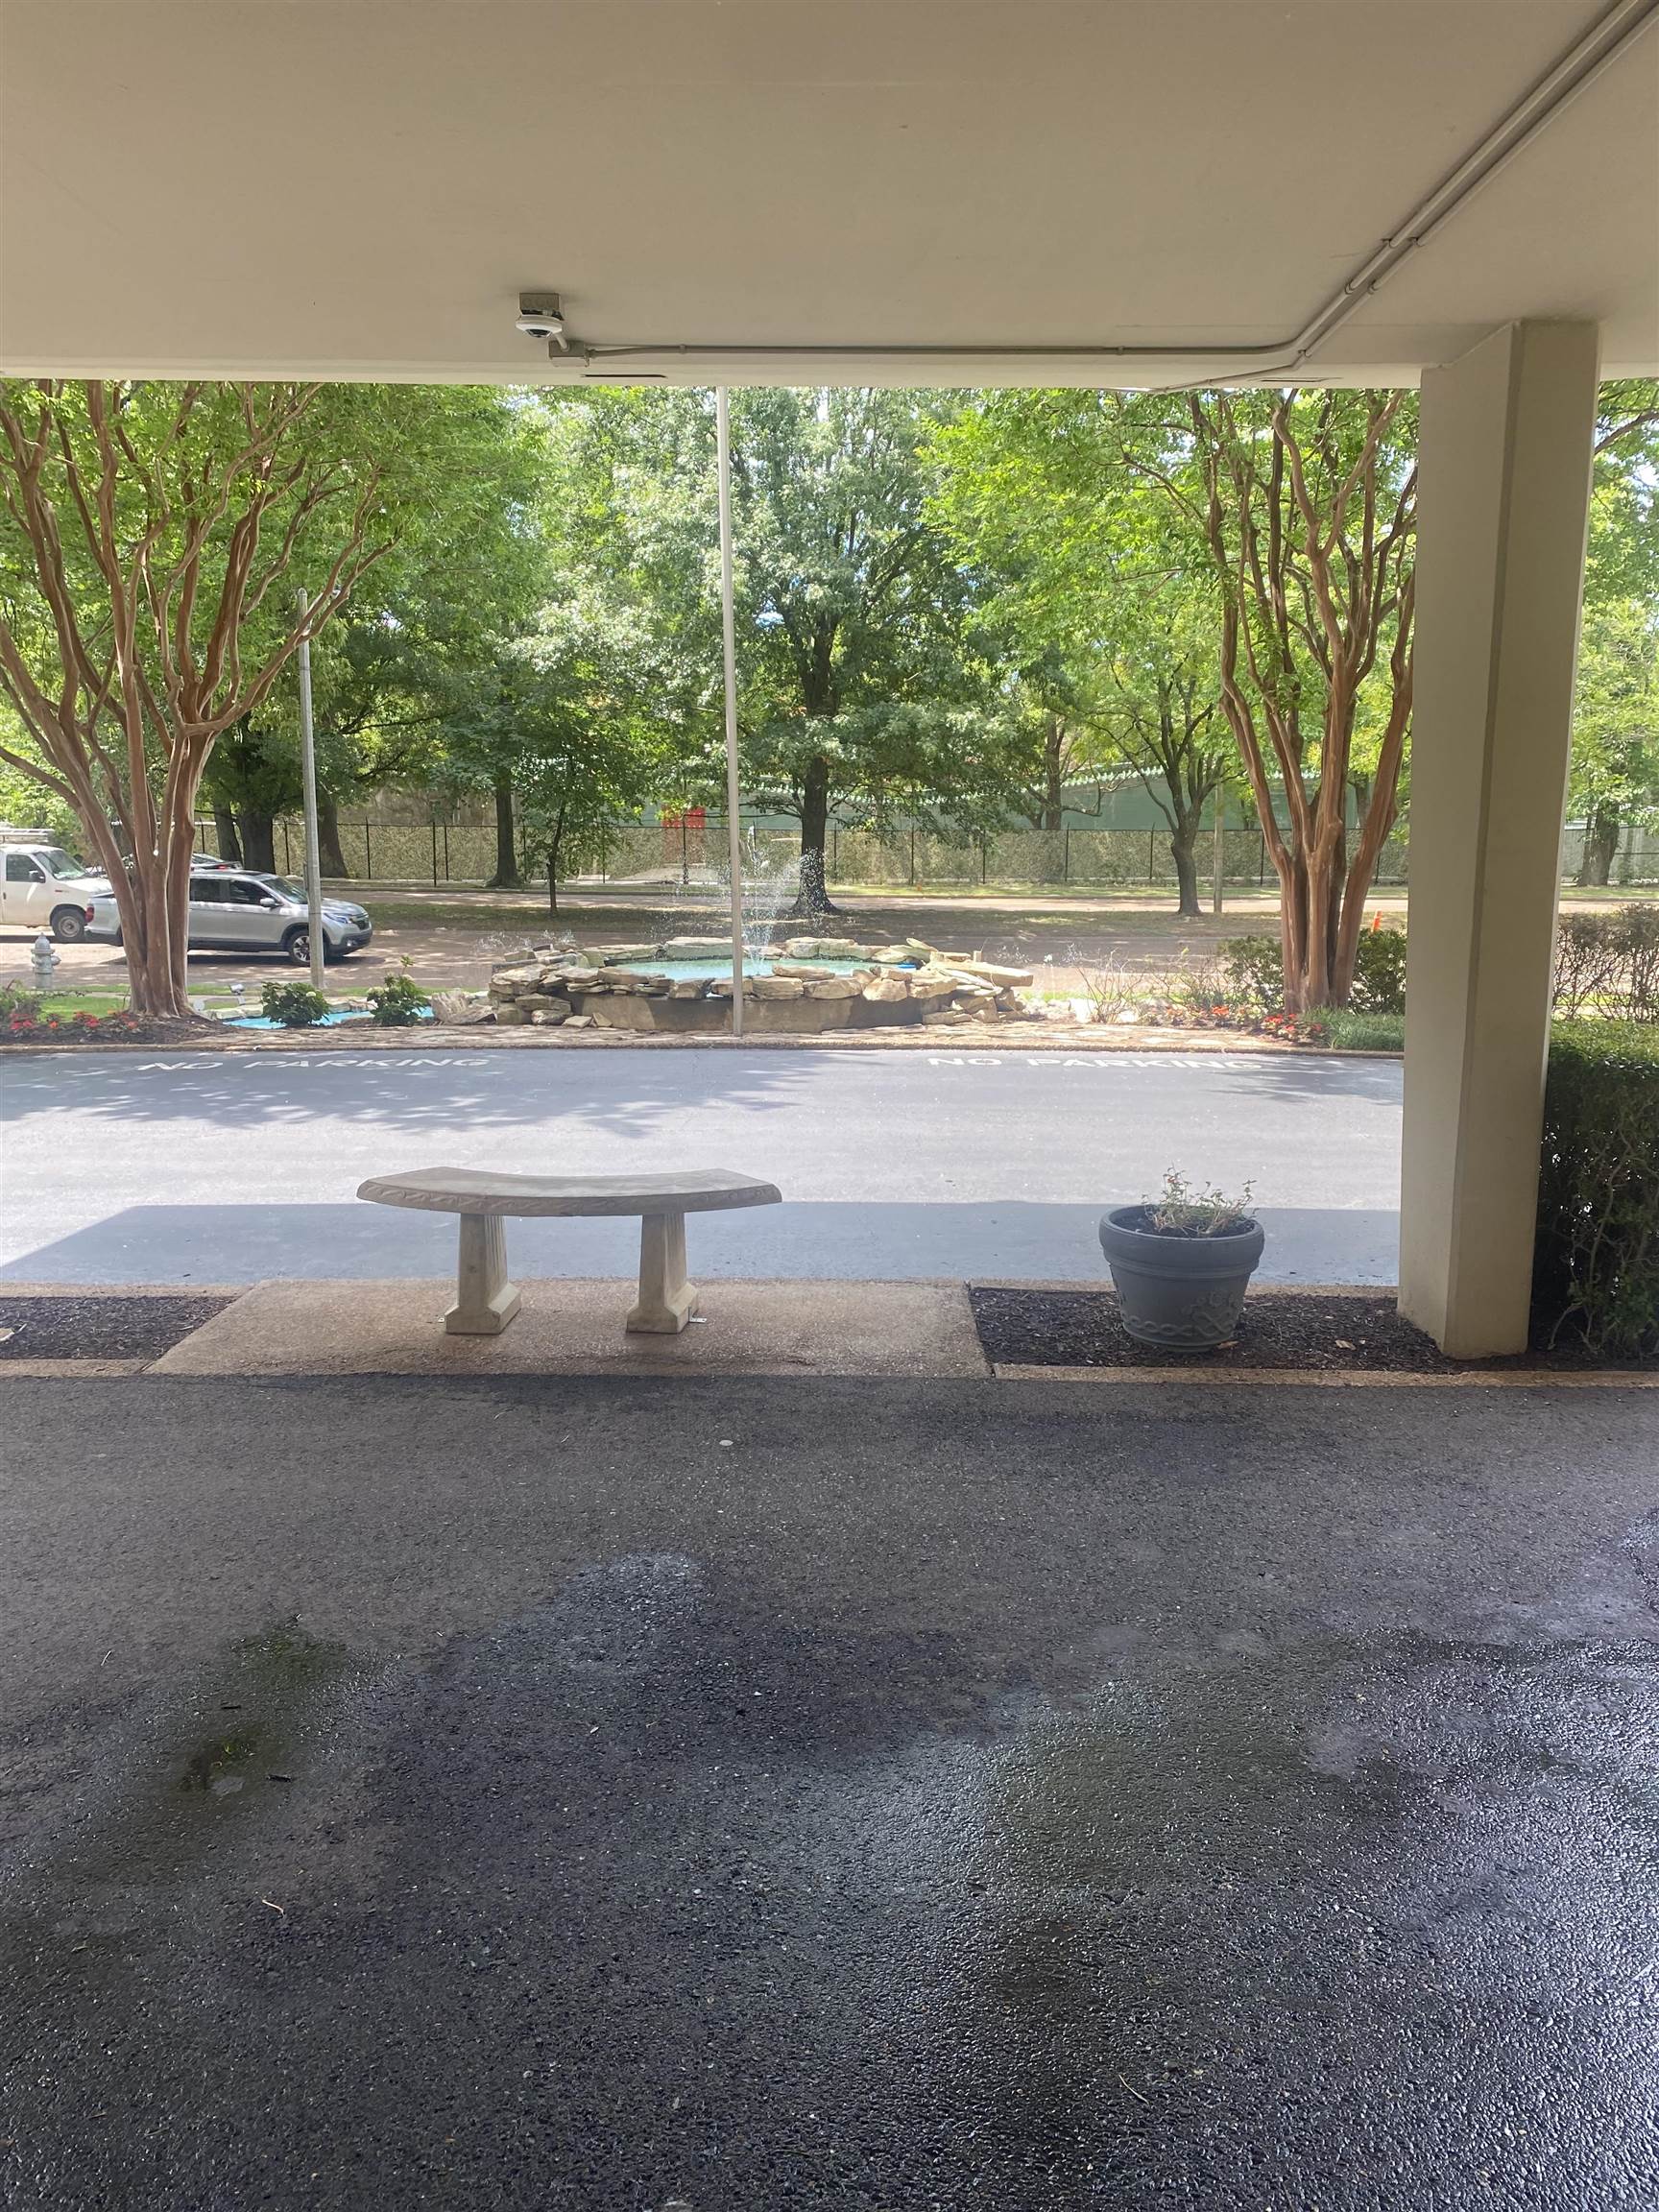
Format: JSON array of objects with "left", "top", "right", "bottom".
[{"left": 2, "top": 0, "right": 1655, "bottom": 386}]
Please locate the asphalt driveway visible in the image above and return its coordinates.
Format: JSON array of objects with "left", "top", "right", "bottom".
[{"left": 3, "top": 1374, "right": 1657, "bottom": 2209}]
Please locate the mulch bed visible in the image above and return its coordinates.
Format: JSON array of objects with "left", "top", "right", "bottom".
[
  {"left": 968, "top": 1286, "right": 1649, "bottom": 1374},
  {"left": 0, "top": 1293, "right": 233, "bottom": 1363}
]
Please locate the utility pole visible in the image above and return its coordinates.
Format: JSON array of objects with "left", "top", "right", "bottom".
[{"left": 296, "top": 592, "right": 325, "bottom": 989}]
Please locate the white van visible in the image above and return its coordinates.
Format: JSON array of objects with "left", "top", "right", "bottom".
[{"left": 0, "top": 839, "right": 107, "bottom": 941}]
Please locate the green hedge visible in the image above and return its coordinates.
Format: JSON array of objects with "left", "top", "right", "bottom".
[{"left": 1532, "top": 1022, "right": 1659, "bottom": 1361}]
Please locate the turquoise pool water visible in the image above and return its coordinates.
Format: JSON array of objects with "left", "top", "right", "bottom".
[
  {"left": 617, "top": 955, "right": 880, "bottom": 982},
  {"left": 225, "top": 1007, "right": 435, "bottom": 1030}
]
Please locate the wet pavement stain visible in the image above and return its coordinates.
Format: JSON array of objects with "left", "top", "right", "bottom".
[{"left": 3, "top": 1573, "right": 1659, "bottom": 2209}]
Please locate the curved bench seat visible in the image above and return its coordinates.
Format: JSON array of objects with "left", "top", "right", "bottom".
[{"left": 357, "top": 1165, "right": 781, "bottom": 1336}]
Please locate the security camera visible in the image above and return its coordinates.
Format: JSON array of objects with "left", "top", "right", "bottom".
[{"left": 517, "top": 291, "right": 565, "bottom": 342}]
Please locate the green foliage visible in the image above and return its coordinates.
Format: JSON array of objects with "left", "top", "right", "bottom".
[
  {"left": 1532, "top": 1022, "right": 1659, "bottom": 1361},
  {"left": 559, "top": 387, "right": 1008, "bottom": 863},
  {"left": 1221, "top": 928, "right": 1407, "bottom": 1016},
  {"left": 1568, "top": 599, "right": 1659, "bottom": 875},
  {"left": 1552, "top": 905, "right": 1659, "bottom": 1021},
  {"left": 260, "top": 979, "right": 330, "bottom": 1028},
  {"left": 928, "top": 395, "right": 1229, "bottom": 902},
  {"left": 1220, "top": 935, "right": 1286, "bottom": 1011},
  {"left": 1145, "top": 1169, "right": 1256, "bottom": 1238},
  {"left": 1315, "top": 1010, "right": 1406, "bottom": 1053},
  {"left": 0, "top": 981, "right": 44, "bottom": 1022},
  {"left": 366, "top": 965, "right": 430, "bottom": 1027}
]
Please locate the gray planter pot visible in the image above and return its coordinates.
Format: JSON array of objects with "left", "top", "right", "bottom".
[{"left": 1098, "top": 1205, "right": 1266, "bottom": 1349}]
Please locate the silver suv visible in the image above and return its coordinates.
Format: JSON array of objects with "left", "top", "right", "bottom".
[{"left": 87, "top": 871, "right": 373, "bottom": 965}]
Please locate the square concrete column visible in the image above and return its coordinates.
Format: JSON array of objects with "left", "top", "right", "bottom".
[{"left": 1399, "top": 322, "right": 1600, "bottom": 1357}]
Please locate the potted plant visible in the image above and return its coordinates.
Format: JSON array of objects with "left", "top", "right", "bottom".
[{"left": 1098, "top": 1171, "right": 1264, "bottom": 1348}]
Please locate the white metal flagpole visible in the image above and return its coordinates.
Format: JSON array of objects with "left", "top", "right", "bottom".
[
  {"left": 715, "top": 387, "right": 745, "bottom": 1038},
  {"left": 295, "top": 591, "right": 326, "bottom": 990}
]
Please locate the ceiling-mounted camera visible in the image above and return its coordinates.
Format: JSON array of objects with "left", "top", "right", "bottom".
[{"left": 516, "top": 291, "right": 565, "bottom": 342}]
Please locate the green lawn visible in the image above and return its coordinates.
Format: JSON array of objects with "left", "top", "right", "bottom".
[{"left": 37, "top": 990, "right": 131, "bottom": 1017}]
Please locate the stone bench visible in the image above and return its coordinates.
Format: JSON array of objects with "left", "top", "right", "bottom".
[{"left": 356, "top": 1166, "right": 782, "bottom": 1336}]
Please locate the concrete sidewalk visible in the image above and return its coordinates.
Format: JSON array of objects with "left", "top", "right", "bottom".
[
  {"left": 3, "top": 1372, "right": 1657, "bottom": 2209},
  {"left": 148, "top": 1275, "right": 990, "bottom": 1379}
]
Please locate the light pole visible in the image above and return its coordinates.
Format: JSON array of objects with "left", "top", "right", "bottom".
[{"left": 295, "top": 591, "right": 325, "bottom": 990}]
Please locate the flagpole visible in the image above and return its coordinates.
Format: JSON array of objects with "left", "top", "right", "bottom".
[{"left": 715, "top": 386, "right": 745, "bottom": 1038}]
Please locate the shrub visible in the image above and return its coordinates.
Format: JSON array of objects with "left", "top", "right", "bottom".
[
  {"left": 1220, "top": 935, "right": 1284, "bottom": 1011},
  {"left": 0, "top": 982, "right": 44, "bottom": 1023},
  {"left": 1532, "top": 1022, "right": 1659, "bottom": 1361},
  {"left": 1222, "top": 926, "right": 1407, "bottom": 1016},
  {"left": 1351, "top": 927, "right": 1407, "bottom": 1014},
  {"left": 1553, "top": 905, "right": 1659, "bottom": 1022},
  {"left": 1320, "top": 1009, "right": 1406, "bottom": 1052},
  {"left": 261, "top": 979, "right": 330, "bottom": 1028},
  {"left": 1164, "top": 949, "right": 1232, "bottom": 1018},
  {"left": 366, "top": 969, "right": 430, "bottom": 1027},
  {"left": 1070, "top": 951, "right": 1142, "bottom": 1024}
]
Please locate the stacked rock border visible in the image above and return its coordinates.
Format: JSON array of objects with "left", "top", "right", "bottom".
[{"left": 476, "top": 935, "right": 1033, "bottom": 1035}]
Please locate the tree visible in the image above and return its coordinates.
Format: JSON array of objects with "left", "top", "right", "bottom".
[
  {"left": 0, "top": 381, "right": 397, "bottom": 1014},
  {"left": 280, "top": 390, "right": 555, "bottom": 887},
  {"left": 1570, "top": 380, "right": 1659, "bottom": 881},
  {"left": 1127, "top": 391, "right": 1417, "bottom": 1010},
  {"left": 1570, "top": 599, "right": 1659, "bottom": 883},
  {"left": 929, "top": 395, "right": 1229, "bottom": 915},
  {"left": 572, "top": 386, "right": 998, "bottom": 916},
  {"left": 437, "top": 584, "right": 669, "bottom": 911}
]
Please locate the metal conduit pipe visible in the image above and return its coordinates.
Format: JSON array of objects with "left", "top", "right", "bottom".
[{"left": 559, "top": 0, "right": 1658, "bottom": 388}]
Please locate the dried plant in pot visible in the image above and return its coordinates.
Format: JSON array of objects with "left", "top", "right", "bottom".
[{"left": 1098, "top": 1171, "right": 1264, "bottom": 1349}]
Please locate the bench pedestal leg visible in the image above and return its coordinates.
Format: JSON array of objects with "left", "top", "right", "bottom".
[
  {"left": 445, "top": 1214, "right": 521, "bottom": 1335},
  {"left": 627, "top": 1211, "right": 695, "bottom": 1333}
]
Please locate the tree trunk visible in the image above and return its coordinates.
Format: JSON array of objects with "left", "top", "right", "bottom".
[
  {"left": 1042, "top": 721, "right": 1065, "bottom": 834},
  {"left": 488, "top": 770, "right": 521, "bottom": 888},
  {"left": 211, "top": 807, "right": 242, "bottom": 867},
  {"left": 238, "top": 811, "right": 277, "bottom": 873},
  {"left": 318, "top": 790, "right": 350, "bottom": 879},
  {"left": 1577, "top": 805, "right": 1620, "bottom": 887},
  {"left": 789, "top": 754, "right": 842, "bottom": 919},
  {"left": 1169, "top": 824, "right": 1201, "bottom": 919}
]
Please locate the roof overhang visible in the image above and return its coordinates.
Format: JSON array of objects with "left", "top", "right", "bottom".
[{"left": 2, "top": 0, "right": 1655, "bottom": 389}]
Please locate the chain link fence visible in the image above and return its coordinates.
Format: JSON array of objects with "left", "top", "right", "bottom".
[
  {"left": 196, "top": 812, "right": 1418, "bottom": 889},
  {"left": 1559, "top": 826, "right": 1659, "bottom": 887}
]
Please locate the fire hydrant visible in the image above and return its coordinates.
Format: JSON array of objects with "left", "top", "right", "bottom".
[{"left": 30, "top": 932, "right": 60, "bottom": 991}]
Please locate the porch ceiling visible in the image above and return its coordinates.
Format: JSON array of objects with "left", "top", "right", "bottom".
[{"left": 1, "top": 0, "right": 1655, "bottom": 387}]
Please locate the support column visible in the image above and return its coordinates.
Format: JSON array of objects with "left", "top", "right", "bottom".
[{"left": 1399, "top": 322, "right": 1600, "bottom": 1357}]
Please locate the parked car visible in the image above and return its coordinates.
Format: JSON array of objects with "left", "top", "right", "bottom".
[
  {"left": 0, "top": 841, "right": 108, "bottom": 940},
  {"left": 86, "top": 870, "right": 373, "bottom": 965}
]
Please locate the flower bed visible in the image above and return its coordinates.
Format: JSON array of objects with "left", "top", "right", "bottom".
[{"left": 3, "top": 1006, "right": 146, "bottom": 1045}]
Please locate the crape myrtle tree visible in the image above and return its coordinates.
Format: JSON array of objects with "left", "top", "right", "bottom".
[
  {"left": 570, "top": 385, "right": 1003, "bottom": 918},
  {"left": 0, "top": 379, "right": 529, "bottom": 1016},
  {"left": 0, "top": 381, "right": 388, "bottom": 1015},
  {"left": 1126, "top": 390, "right": 1418, "bottom": 1010},
  {"left": 929, "top": 397, "right": 1229, "bottom": 915}
]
